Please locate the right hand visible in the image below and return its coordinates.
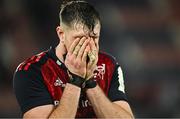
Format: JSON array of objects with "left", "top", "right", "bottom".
[
  {"left": 86, "top": 38, "right": 98, "bottom": 80},
  {"left": 65, "top": 37, "right": 90, "bottom": 78}
]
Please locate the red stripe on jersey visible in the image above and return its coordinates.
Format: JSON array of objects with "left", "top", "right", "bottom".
[
  {"left": 17, "top": 56, "right": 36, "bottom": 71},
  {"left": 17, "top": 52, "right": 46, "bottom": 71},
  {"left": 18, "top": 62, "right": 25, "bottom": 71},
  {"left": 24, "top": 53, "right": 46, "bottom": 70},
  {"left": 41, "top": 59, "right": 69, "bottom": 101},
  {"left": 24, "top": 56, "right": 37, "bottom": 70}
]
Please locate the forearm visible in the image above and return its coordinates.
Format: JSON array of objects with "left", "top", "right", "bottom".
[
  {"left": 49, "top": 83, "right": 81, "bottom": 118},
  {"left": 86, "top": 85, "right": 133, "bottom": 118}
]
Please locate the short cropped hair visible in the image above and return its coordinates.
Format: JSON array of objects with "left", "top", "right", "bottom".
[{"left": 59, "top": 0, "right": 100, "bottom": 32}]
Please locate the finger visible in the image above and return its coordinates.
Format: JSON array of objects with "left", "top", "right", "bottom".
[
  {"left": 73, "top": 37, "right": 86, "bottom": 57},
  {"left": 89, "top": 38, "right": 97, "bottom": 50},
  {"left": 89, "top": 38, "right": 98, "bottom": 56},
  {"left": 89, "top": 39, "right": 98, "bottom": 61},
  {"left": 82, "top": 46, "right": 90, "bottom": 62},
  {"left": 87, "top": 52, "right": 95, "bottom": 67},
  {"left": 69, "top": 38, "right": 80, "bottom": 55},
  {"left": 75, "top": 36, "right": 86, "bottom": 50},
  {"left": 78, "top": 37, "right": 86, "bottom": 46},
  {"left": 77, "top": 38, "right": 90, "bottom": 59}
]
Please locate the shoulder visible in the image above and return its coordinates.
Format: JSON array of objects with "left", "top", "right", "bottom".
[
  {"left": 13, "top": 51, "right": 50, "bottom": 85},
  {"left": 98, "top": 51, "right": 118, "bottom": 66},
  {"left": 96, "top": 51, "right": 120, "bottom": 81},
  {"left": 15, "top": 51, "right": 48, "bottom": 73}
]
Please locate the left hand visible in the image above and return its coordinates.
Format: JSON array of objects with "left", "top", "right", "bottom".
[
  {"left": 65, "top": 37, "right": 90, "bottom": 78},
  {"left": 86, "top": 38, "right": 98, "bottom": 80}
]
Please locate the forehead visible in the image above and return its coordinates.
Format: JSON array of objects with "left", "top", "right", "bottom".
[{"left": 68, "top": 23, "right": 101, "bottom": 37}]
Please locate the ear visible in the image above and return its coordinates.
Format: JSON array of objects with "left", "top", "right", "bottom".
[{"left": 56, "top": 26, "right": 65, "bottom": 43}]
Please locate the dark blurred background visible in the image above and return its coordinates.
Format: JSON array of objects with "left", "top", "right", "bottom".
[{"left": 0, "top": 0, "right": 180, "bottom": 117}]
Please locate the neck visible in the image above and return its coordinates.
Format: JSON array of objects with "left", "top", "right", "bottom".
[{"left": 55, "top": 43, "right": 67, "bottom": 63}]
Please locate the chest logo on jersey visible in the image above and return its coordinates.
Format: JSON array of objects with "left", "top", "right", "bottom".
[
  {"left": 94, "top": 64, "right": 105, "bottom": 80},
  {"left": 54, "top": 77, "right": 65, "bottom": 87}
]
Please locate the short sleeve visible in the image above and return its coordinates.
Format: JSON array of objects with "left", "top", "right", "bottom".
[
  {"left": 108, "top": 65, "right": 128, "bottom": 102},
  {"left": 13, "top": 68, "right": 53, "bottom": 115}
]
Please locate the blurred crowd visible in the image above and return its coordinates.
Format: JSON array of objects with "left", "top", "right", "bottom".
[{"left": 0, "top": 0, "right": 180, "bottom": 117}]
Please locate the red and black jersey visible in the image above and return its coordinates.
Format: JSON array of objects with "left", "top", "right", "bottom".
[{"left": 13, "top": 47, "right": 127, "bottom": 118}]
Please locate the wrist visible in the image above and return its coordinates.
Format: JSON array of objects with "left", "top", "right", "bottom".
[
  {"left": 68, "top": 71, "right": 85, "bottom": 88},
  {"left": 84, "top": 78, "right": 97, "bottom": 89}
]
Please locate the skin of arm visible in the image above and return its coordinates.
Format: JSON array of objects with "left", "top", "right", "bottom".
[
  {"left": 23, "top": 83, "right": 81, "bottom": 118},
  {"left": 49, "top": 83, "right": 81, "bottom": 118},
  {"left": 86, "top": 85, "right": 134, "bottom": 118}
]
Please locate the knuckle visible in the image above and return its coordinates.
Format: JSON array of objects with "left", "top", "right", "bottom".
[{"left": 74, "top": 60, "right": 80, "bottom": 68}]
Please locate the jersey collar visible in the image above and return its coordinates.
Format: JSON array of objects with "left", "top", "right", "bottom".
[{"left": 47, "top": 46, "right": 67, "bottom": 70}]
